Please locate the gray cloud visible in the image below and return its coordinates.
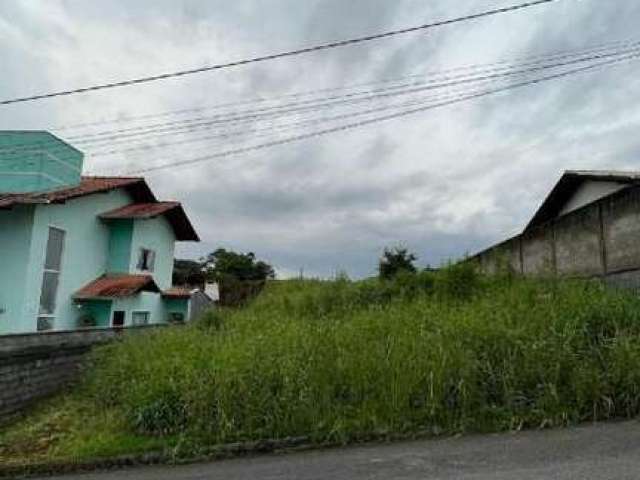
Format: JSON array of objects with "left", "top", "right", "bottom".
[{"left": 2, "top": 0, "right": 640, "bottom": 277}]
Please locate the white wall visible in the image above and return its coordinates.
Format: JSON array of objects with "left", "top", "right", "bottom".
[{"left": 559, "top": 180, "right": 627, "bottom": 216}]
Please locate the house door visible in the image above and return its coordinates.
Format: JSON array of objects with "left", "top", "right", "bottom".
[{"left": 112, "top": 311, "right": 125, "bottom": 328}]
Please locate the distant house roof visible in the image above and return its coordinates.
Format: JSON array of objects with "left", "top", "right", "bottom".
[
  {"left": 525, "top": 170, "right": 640, "bottom": 231},
  {"left": 0, "top": 176, "right": 155, "bottom": 209},
  {"left": 74, "top": 274, "right": 160, "bottom": 300},
  {"left": 161, "top": 287, "right": 193, "bottom": 299},
  {"left": 99, "top": 202, "right": 199, "bottom": 241}
]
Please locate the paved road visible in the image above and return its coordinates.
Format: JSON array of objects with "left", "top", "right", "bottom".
[{"left": 40, "top": 421, "right": 640, "bottom": 480}]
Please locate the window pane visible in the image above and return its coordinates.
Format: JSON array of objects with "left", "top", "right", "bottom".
[
  {"left": 39, "top": 271, "right": 59, "bottom": 314},
  {"left": 132, "top": 312, "right": 149, "bottom": 326},
  {"left": 37, "top": 316, "right": 54, "bottom": 331},
  {"left": 45, "top": 228, "right": 65, "bottom": 271},
  {"left": 137, "top": 249, "right": 146, "bottom": 270},
  {"left": 147, "top": 250, "right": 156, "bottom": 272}
]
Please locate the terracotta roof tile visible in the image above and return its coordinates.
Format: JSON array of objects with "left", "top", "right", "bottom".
[
  {"left": 99, "top": 202, "right": 180, "bottom": 219},
  {"left": 161, "top": 287, "right": 193, "bottom": 299},
  {"left": 74, "top": 274, "right": 160, "bottom": 300},
  {"left": 99, "top": 202, "right": 199, "bottom": 242},
  {"left": 0, "top": 175, "right": 199, "bottom": 241},
  {"left": 0, "top": 176, "right": 155, "bottom": 209}
]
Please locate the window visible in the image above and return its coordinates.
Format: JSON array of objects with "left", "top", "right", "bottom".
[
  {"left": 137, "top": 248, "right": 156, "bottom": 272},
  {"left": 112, "top": 311, "right": 125, "bottom": 328},
  {"left": 132, "top": 311, "right": 150, "bottom": 326},
  {"left": 169, "top": 312, "right": 185, "bottom": 324},
  {"left": 38, "top": 227, "right": 65, "bottom": 331}
]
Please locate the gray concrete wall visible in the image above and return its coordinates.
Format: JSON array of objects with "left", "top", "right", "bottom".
[
  {"left": 553, "top": 206, "right": 603, "bottom": 277},
  {"left": 0, "top": 325, "right": 172, "bottom": 424},
  {"left": 473, "top": 185, "right": 640, "bottom": 284},
  {"left": 602, "top": 187, "right": 640, "bottom": 274},
  {"left": 521, "top": 226, "right": 554, "bottom": 276}
]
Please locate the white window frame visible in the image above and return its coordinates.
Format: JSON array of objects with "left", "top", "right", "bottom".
[
  {"left": 131, "top": 310, "right": 150, "bottom": 326},
  {"left": 37, "top": 226, "right": 66, "bottom": 331}
]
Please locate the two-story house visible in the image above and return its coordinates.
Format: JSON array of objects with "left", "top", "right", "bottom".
[{"left": 0, "top": 131, "right": 200, "bottom": 335}]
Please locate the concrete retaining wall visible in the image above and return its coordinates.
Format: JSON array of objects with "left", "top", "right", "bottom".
[
  {"left": 473, "top": 185, "right": 640, "bottom": 285},
  {"left": 0, "top": 325, "right": 168, "bottom": 424}
]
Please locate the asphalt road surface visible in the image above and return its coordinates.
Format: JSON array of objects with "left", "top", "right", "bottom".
[{"left": 39, "top": 421, "right": 640, "bottom": 480}]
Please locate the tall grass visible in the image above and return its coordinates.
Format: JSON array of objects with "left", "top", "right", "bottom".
[{"left": 82, "top": 268, "right": 640, "bottom": 448}]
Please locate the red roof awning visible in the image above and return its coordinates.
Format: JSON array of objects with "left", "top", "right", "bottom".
[
  {"left": 74, "top": 274, "right": 160, "bottom": 300},
  {"left": 99, "top": 202, "right": 199, "bottom": 242},
  {"left": 100, "top": 202, "right": 180, "bottom": 219}
]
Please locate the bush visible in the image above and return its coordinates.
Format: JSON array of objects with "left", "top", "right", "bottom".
[
  {"left": 378, "top": 246, "right": 418, "bottom": 280},
  {"left": 434, "top": 261, "right": 480, "bottom": 300}
]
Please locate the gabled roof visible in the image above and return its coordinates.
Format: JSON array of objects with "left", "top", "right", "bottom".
[
  {"left": 0, "top": 175, "right": 199, "bottom": 241},
  {"left": 525, "top": 170, "right": 640, "bottom": 231},
  {"left": 74, "top": 274, "right": 160, "bottom": 300},
  {"left": 0, "top": 176, "right": 155, "bottom": 209},
  {"left": 99, "top": 202, "right": 199, "bottom": 241}
]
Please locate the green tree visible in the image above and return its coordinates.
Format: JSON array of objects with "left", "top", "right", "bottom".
[
  {"left": 204, "top": 248, "right": 275, "bottom": 283},
  {"left": 203, "top": 249, "right": 275, "bottom": 307},
  {"left": 172, "top": 259, "right": 206, "bottom": 287},
  {"left": 378, "top": 246, "right": 417, "bottom": 280}
]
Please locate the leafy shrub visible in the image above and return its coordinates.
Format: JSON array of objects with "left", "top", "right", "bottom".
[
  {"left": 378, "top": 246, "right": 418, "bottom": 280},
  {"left": 434, "top": 261, "right": 480, "bottom": 300}
]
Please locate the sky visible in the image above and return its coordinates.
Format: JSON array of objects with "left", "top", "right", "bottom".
[{"left": 2, "top": 0, "right": 640, "bottom": 278}]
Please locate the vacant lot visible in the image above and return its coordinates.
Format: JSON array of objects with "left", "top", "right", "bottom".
[{"left": 3, "top": 267, "right": 640, "bottom": 467}]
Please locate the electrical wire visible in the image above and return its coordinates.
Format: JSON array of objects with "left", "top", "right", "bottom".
[
  {"left": 0, "top": 0, "right": 559, "bottom": 106},
  {"left": 67, "top": 44, "right": 640, "bottom": 146},
  {"left": 106, "top": 51, "right": 639, "bottom": 176}
]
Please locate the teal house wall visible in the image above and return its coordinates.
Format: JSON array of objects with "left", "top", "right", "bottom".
[
  {"left": 80, "top": 300, "right": 112, "bottom": 328},
  {"left": 22, "top": 189, "right": 133, "bottom": 332},
  {"left": 129, "top": 216, "right": 176, "bottom": 290},
  {"left": 0, "top": 131, "right": 203, "bottom": 335},
  {"left": 0, "top": 131, "right": 83, "bottom": 193},
  {"left": 164, "top": 298, "right": 190, "bottom": 322},
  {"left": 0, "top": 206, "right": 35, "bottom": 334},
  {"left": 107, "top": 220, "right": 134, "bottom": 273}
]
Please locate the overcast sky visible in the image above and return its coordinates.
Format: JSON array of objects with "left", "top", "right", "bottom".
[{"left": 2, "top": 0, "right": 640, "bottom": 278}]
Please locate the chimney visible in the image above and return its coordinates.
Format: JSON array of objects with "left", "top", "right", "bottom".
[{"left": 0, "top": 131, "right": 84, "bottom": 193}]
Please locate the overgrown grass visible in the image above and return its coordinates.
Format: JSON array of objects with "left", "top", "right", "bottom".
[{"left": 3, "top": 267, "right": 640, "bottom": 465}]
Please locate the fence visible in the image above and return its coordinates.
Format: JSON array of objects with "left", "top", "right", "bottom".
[
  {"left": 472, "top": 184, "right": 640, "bottom": 290},
  {"left": 0, "top": 325, "right": 168, "bottom": 424}
]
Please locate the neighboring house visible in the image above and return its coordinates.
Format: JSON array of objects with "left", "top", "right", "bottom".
[
  {"left": 0, "top": 130, "right": 202, "bottom": 335},
  {"left": 472, "top": 170, "right": 640, "bottom": 288}
]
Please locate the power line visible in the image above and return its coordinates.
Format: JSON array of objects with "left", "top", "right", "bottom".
[
  {"left": 88, "top": 81, "right": 514, "bottom": 158},
  {"left": 53, "top": 36, "right": 634, "bottom": 132},
  {"left": 0, "top": 0, "right": 559, "bottom": 106},
  {"left": 69, "top": 42, "right": 636, "bottom": 142},
  {"left": 6, "top": 41, "right": 638, "bottom": 157},
  {"left": 115, "top": 51, "right": 639, "bottom": 176},
  {"left": 68, "top": 44, "right": 640, "bottom": 146},
  {"left": 7, "top": 41, "right": 639, "bottom": 156}
]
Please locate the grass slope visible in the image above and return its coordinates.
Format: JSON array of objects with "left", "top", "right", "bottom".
[{"left": 3, "top": 267, "right": 640, "bottom": 465}]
